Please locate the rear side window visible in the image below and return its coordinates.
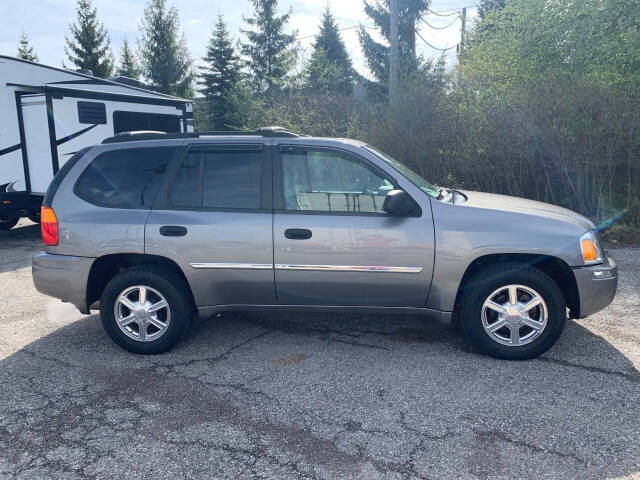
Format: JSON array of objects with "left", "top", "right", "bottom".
[
  {"left": 170, "top": 152, "right": 200, "bottom": 207},
  {"left": 169, "top": 150, "right": 262, "bottom": 209},
  {"left": 75, "top": 147, "right": 176, "bottom": 208}
]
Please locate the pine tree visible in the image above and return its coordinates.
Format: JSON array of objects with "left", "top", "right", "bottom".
[
  {"left": 304, "top": 7, "right": 354, "bottom": 95},
  {"left": 16, "top": 31, "right": 38, "bottom": 62},
  {"left": 200, "top": 14, "right": 242, "bottom": 130},
  {"left": 241, "top": 0, "right": 297, "bottom": 93},
  {"left": 64, "top": 0, "right": 114, "bottom": 78},
  {"left": 139, "top": 0, "right": 193, "bottom": 97},
  {"left": 116, "top": 38, "right": 141, "bottom": 79},
  {"left": 358, "top": 0, "right": 429, "bottom": 87}
]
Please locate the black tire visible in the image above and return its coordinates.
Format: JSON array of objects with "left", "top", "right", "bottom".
[
  {"left": 458, "top": 263, "right": 566, "bottom": 360},
  {"left": 0, "top": 217, "right": 19, "bottom": 230},
  {"left": 28, "top": 213, "right": 41, "bottom": 224},
  {"left": 100, "top": 266, "right": 194, "bottom": 354}
]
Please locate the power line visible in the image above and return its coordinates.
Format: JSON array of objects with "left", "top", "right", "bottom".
[
  {"left": 416, "top": 30, "right": 457, "bottom": 52},
  {"left": 418, "top": 5, "right": 476, "bottom": 54},
  {"left": 421, "top": 16, "right": 459, "bottom": 30},
  {"left": 428, "top": 4, "right": 479, "bottom": 15},
  {"left": 426, "top": 8, "right": 459, "bottom": 17},
  {"left": 297, "top": 4, "right": 478, "bottom": 42},
  {"left": 297, "top": 24, "right": 375, "bottom": 41}
]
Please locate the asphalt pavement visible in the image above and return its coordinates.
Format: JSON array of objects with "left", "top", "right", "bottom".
[{"left": 1, "top": 219, "right": 639, "bottom": 479}]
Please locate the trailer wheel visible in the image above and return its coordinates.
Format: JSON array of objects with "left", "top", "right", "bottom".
[{"left": 0, "top": 217, "right": 19, "bottom": 230}]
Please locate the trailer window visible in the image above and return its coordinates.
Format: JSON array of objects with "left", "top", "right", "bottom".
[
  {"left": 77, "top": 101, "right": 107, "bottom": 124},
  {"left": 113, "top": 111, "right": 181, "bottom": 135},
  {"left": 75, "top": 147, "right": 176, "bottom": 208}
]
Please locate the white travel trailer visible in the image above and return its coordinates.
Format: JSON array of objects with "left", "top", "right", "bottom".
[{"left": 0, "top": 55, "right": 194, "bottom": 228}]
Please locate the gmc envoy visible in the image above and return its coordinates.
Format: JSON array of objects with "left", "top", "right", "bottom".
[{"left": 32, "top": 128, "right": 618, "bottom": 359}]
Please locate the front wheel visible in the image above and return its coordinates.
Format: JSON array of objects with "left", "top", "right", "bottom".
[
  {"left": 458, "top": 263, "right": 566, "bottom": 360},
  {"left": 100, "top": 266, "right": 194, "bottom": 354}
]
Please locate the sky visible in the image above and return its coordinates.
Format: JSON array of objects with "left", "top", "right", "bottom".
[{"left": 0, "top": 0, "right": 479, "bottom": 78}]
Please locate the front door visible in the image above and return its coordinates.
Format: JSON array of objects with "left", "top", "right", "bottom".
[
  {"left": 146, "top": 143, "right": 275, "bottom": 308},
  {"left": 273, "top": 145, "right": 435, "bottom": 307}
]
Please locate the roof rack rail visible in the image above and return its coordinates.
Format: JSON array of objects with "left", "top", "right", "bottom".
[{"left": 101, "top": 126, "right": 300, "bottom": 144}]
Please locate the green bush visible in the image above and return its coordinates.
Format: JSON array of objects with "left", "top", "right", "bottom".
[{"left": 196, "top": 0, "right": 640, "bottom": 229}]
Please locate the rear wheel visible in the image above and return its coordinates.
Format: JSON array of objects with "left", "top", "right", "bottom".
[
  {"left": 28, "top": 212, "right": 41, "bottom": 223},
  {"left": 0, "top": 217, "right": 19, "bottom": 230},
  {"left": 100, "top": 266, "right": 194, "bottom": 354},
  {"left": 458, "top": 263, "right": 566, "bottom": 360}
]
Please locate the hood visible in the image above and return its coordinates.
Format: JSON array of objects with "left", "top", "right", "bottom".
[{"left": 458, "top": 190, "right": 595, "bottom": 231}]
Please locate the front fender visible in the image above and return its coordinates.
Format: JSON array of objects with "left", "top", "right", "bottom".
[{"left": 426, "top": 199, "right": 586, "bottom": 311}]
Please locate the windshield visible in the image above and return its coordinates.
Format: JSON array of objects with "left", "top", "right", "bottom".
[{"left": 363, "top": 146, "right": 439, "bottom": 198}]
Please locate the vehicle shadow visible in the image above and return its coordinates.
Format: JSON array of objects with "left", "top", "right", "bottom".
[
  {"left": 0, "top": 221, "right": 41, "bottom": 273},
  {"left": 1, "top": 308, "right": 639, "bottom": 478}
]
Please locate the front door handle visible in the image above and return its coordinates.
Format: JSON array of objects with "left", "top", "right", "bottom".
[
  {"left": 160, "top": 225, "right": 187, "bottom": 237},
  {"left": 284, "top": 228, "right": 312, "bottom": 240}
]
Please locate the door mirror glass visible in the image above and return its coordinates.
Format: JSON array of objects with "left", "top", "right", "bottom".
[{"left": 382, "top": 190, "right": 416, "bottom": 216}]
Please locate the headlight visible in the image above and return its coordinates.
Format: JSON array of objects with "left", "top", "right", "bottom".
[{"left": 580, "top": 231, "right": 603, "bottom": 265}]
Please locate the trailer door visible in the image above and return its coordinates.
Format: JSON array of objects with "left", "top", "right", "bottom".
[{"left": 20, "top": 94, "right": 54, "bottom": 194}]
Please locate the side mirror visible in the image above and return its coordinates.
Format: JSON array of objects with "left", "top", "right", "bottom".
[{"left": 382, "top": 190, "right": 416, "bottom": 216}]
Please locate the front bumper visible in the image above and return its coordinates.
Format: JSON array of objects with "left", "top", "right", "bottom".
[
  {"left": 32, "top": 252, "right": 94, "bottom": 314},
  {"left": 572, "top": 257, "right": 618, "bottom": 318}
]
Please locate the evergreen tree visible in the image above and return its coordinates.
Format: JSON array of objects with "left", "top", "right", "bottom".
[
  {"left": 116, "top": 38, "right": 141, "bottom": 79},
  {"left": 200, "top": 14, "right": 242, "bottom": 130},
  {"left": 139, "top": 0, "right": 194, "bottom": 97},
  {"left": 478, "top": 0, "right": 506, "bottom": 19},
  {"left": 241, "top": 0, "right": 297, "bottom": 92},
  {"left": 358, "top": 0, "right": 429, "bottom": 87},
  {"left": 64, "top": 0, "right": 113, "bottom": 77},
  {"left": 304, "top": 7, "right": 354, "bottom": 95},
  {"left": 16, "top": 31, "right": 38, "bottom": 62}
]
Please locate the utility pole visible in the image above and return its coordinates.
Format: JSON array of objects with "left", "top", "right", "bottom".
[
  {"left": 459, "top": 7, "right": 467, "bottom": 57},
  {"left": 389, "top": 0, "right": 399, "bottom": 101}
]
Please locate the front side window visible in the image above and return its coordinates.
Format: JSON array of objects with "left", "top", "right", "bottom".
[
  {"left": 281, "top": 150, "right": 394, "bottom": 213},
  {"left": 170, "top": 150, "right": 262, "bottom": 209},
  {"left": 75, "top": 147, "right": 175, "bottom": 208}
]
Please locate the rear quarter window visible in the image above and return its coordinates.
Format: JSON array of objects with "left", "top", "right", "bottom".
[
  {"left": 43, "top": 147, "right": 93, "bottom": 206},
  {"left": 75, "top": 147, "right": 176, "bottom": 208}
]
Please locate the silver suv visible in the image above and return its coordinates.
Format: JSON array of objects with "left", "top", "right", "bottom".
[{"left": 32, "top": 128, "right": 618, "bottom": 359}]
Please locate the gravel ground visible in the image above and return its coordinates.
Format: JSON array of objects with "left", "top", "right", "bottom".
[{"left": 1, "top": 218, "right": 639, "bottom": 480}]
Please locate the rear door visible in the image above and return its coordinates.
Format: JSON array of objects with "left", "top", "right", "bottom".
[
  {"left": 20, "top": 94, "right": 53, "bottom": 194},
  {"left": 146, "top": 142, "right": 275, "bottom": 308},
  {"left": 273, "top": 145, "right": 435, "bottom": 307}
]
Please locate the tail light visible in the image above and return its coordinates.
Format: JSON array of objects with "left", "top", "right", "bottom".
[{"left": 41, "top": 206, "right": 59, "bottom": 246}]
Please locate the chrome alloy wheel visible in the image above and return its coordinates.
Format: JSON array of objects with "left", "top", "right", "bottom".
[
  {"left": 481, "top": 284, "right": 548, "bottom": 347},
  {"left": 114, "top": 285, "right": 171, "bottom": 342}
]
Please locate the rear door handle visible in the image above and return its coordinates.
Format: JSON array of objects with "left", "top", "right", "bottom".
[
  {"left": 284, "top": 228, "right": 312, "bottom": 240},
  {"left": 160, "top": 226, "right": 187, "bottom": 237}
]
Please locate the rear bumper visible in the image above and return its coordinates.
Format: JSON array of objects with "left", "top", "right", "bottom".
[
  {"left": 572, "top": 257, "right": 618, "bottom": 318},
  {"left": 32, "top": 252, "right": 94, "bottom": 314}
]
